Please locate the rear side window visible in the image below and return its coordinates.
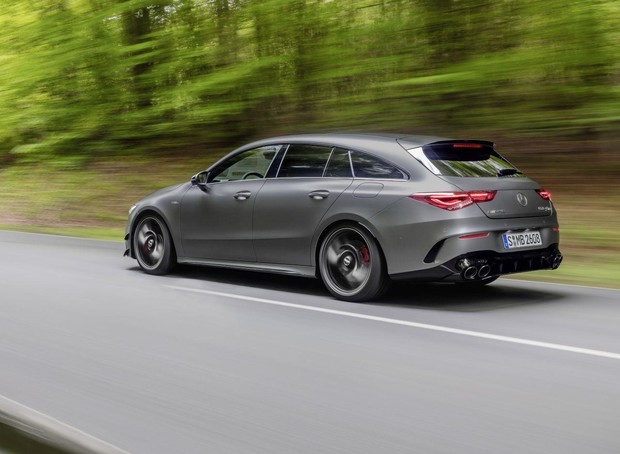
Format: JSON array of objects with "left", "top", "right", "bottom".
[
  {"left": 350, "top": 151, "right": 407, "bottom": 180},
  {"left": 413, "top": 142, "right": 522, "bottom": 178},
  {"left": 277, "top": 144, "right": 332, "bottom": 178},
  {"left": 325, "top": 148, "right": 353, "bottom": 177}
]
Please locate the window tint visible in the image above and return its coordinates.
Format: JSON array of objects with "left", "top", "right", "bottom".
[
  {"left": 277, "top": 144, "right": 332, "bottom": 178},
  {"left": 324, "top": 148, "right": 353, "bottom": 178},
  {"left": 210, "top": 145, "right": 281, "bottom": 182},
  {"left": 350, "top": 151, "right": 407, "bottom": 179},
  {"left": 419, "top": 143, "right": 522, "bottom": 178}
]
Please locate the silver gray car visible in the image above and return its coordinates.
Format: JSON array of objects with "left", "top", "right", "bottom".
[{"left": 125, "top": 133, "right": 562, "bottom": 301}]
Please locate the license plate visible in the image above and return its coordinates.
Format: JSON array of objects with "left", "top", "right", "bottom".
[{"left": 502, "top": 231, "right": 543, "bottom": 249}]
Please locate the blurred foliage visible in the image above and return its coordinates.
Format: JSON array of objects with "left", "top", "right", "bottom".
[
  {"left": 1, "top": 0, "right": 619, "bottom": 160},
  {"left": 1, "top": 0, "right": 619, "bottom": 289}
]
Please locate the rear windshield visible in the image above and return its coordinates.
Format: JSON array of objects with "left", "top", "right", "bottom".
[{"left": 410, "top": 142, "right": 522, "bottom": 178}]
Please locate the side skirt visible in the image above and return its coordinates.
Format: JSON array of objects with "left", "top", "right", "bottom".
[{"left": 177, "top": 257, "right": 317, "bottom": 278}]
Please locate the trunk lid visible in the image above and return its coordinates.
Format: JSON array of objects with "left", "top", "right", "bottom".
[{"left": 402, "top": 140, "right": 553, "bottom": 219}]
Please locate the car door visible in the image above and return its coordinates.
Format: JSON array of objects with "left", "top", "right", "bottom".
[
  {"left": 253, "top": 145, "right": 353, "bottom": 265},
  {"left": 180, "top": 145, "right": 280, "bottom": 261}
]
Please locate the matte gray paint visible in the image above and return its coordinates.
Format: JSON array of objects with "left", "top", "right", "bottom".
[{"left": 126, "top": 133, "right": 560, "bottom": 280}]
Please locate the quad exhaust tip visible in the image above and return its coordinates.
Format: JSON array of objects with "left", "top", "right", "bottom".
[
  {"left": 478, "top": 264, "right": 491, "bottom": 278},
  {"left": 457, "top": 258, "right": 490, "bottom": 280},
  {"left": 463, "top": 266, "right": 478, "bottom": 280},
  {"left": 457, "top": 251, "right": 563, "bottom": 280}
]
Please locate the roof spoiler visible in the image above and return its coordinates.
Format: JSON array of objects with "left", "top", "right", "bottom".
[{"left": 426, "top": 140, "right": 495, "bottom": 148}]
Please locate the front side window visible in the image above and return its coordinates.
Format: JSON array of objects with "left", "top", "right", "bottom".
[
  {"left": 277, "top": 144, "right": 333, "bottom": 178},
  {"left": 210, "top": 145, "right": 281, "bottom": 183}
]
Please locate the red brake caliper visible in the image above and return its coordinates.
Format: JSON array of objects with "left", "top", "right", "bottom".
[{"left": 359, "top": 245, "right": 370, "bottom": 263}]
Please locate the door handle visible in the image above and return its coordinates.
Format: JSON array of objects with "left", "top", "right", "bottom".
[
  {"left": 234, "top": 191, "right": 252, "bottom": 201},
  {"left": 308, "top": 190, "right": 330, "bottom": 200}
]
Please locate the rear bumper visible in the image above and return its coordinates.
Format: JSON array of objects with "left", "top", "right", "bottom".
[{"left": 391, "top": 245, "right": 562, "bottom": 282}]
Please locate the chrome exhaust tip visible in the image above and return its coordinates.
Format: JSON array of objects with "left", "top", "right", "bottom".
[
  {"left": 478, "top": 264, "right": 491, "bottom": 278},
  {"left": 463, "top": 266, "right": 478, "bottom": 280},
  {"left": 551, "top": 255, "right": 563, "bottom": 270},
  {"left": 456, "top": 258, "right": 474, "bottom": 271}
]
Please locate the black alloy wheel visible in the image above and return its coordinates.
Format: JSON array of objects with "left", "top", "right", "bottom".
[
  {"left": 133, "top": 215, "right": 176, "bottom": 275},
  {"left": 319, "top": 224, "right": 388, "bottom": 302}
]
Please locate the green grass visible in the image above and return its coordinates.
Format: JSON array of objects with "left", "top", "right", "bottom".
[
  {"left": 0, "top": 422, "right": 69, "bottom": 454},
  {"left": 1, "top": 157, "right": 618, "bottom": 290},
  {"left": 505, "top": 259, "right": 620, "bottom": 289},
  {"left": 0, "top": 223, "right": 123, "bottom": 241}
]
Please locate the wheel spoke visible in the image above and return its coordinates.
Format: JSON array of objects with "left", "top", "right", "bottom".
[
  {"left": 150, "top": 234, "right": 164, "bottom": 261},
  {"left": 347, "top": 263, "right": 369, "bottom": 287},
  {"left": 325, "top": 244, "right": 343, "bottom": 266}
]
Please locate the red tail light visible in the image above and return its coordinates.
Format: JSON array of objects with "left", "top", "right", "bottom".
[
  {"left": 452, "top": 143, "right": 483, "bottom": 149},
  {"left": 536, "top": 188, "right": 552, "bottom": 200},
  {"left": 468, "top": 191, "right": 497, "bottom": 202},
  {"left": 409, "top": 191, "right": 497, "bottom": 211},
  {"left": 459, "top": 232, "right": 490, "bottom": 239}
]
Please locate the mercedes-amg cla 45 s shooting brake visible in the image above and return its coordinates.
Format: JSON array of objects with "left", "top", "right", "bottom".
[{"left": 125, "top": 133, "right": 562, "bottom": 302}]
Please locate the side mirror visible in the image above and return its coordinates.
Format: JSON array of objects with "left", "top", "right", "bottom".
[{"left": 191, "top": 171, "right": 210, "bottom": 191}]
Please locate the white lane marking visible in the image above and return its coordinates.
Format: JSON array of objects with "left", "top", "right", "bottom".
[
  {"left": 166, "top": 285, "right": 620, "bottom": 361},
  {"left": 0, "top": 394, "right": 131, "bottom": 454}
]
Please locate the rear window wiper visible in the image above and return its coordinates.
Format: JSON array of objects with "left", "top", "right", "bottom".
[{"left": 497, "top": 168, "right": 522, "bottom": 177}]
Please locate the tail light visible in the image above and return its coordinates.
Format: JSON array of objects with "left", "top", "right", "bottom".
[
  {"left": 409, "top": 191, "right": 496, "bottom": 211},
  {"left": 452, "top": 143, "right": 483, "bottom": 149},
  {"left": 536, "top": 188, "right": 552, "bottom": 200}
]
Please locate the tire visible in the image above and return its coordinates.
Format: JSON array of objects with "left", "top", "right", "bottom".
[
  {"left": 455, "top": 275, "right": 499, "bottom": 286},
  {"left": 133, "top": 215, "right": 176, "bottom": 275},
  {"left": 318, "top": 224, "right": 389, "bottom": 302}
]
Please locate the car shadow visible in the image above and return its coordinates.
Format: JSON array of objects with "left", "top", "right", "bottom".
[
  {"left": 381, "top": 281, "right": 565, "bottom": 312},
  {"left": 164, "top": 264, "right": 329, "bottom": 296},
  {"left": 136, "top": 264, "right": 566, "bottom": 313}
]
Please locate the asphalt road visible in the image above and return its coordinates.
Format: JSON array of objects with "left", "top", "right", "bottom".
[{"left": 1, "top": 230, "right": 619, "bottom": 453}]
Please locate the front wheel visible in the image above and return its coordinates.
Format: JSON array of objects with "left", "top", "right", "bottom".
[
  {"left": 133, "top": 215, "right": 176, "bottom": 275},
  {"left": 318, "top": 224, "right": 388, "bottom": 302}
]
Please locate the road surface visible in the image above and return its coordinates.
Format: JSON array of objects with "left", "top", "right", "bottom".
[{"left": 1, "top": 231, "right": 619, "bottom": 453}]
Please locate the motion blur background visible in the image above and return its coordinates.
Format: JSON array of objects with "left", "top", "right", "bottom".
[{"left": 0, "top": 0, "right": 618, "bottom": 287}]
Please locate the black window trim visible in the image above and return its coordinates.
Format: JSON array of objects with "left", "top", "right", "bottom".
[
  {"left": 265, "top": 144, "right": 288, "bottom": 179},
  {"left": 225, "top": 141, "right": 411, "bottom": 181}
]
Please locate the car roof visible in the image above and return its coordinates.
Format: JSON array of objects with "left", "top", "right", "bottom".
[
  {"left": 240, "top": 133, "right": 450, "bottom": 151},
  {"left": 223, "top": 133, "right": 484, "bottom": 179}
]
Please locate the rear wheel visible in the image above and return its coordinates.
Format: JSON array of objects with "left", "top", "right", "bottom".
[
  {"left": 319, "top": 224, "right": 388, "bottom": 302},
  {"left": 133, "top": 215, "right": 176, "bottom": 275}
]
